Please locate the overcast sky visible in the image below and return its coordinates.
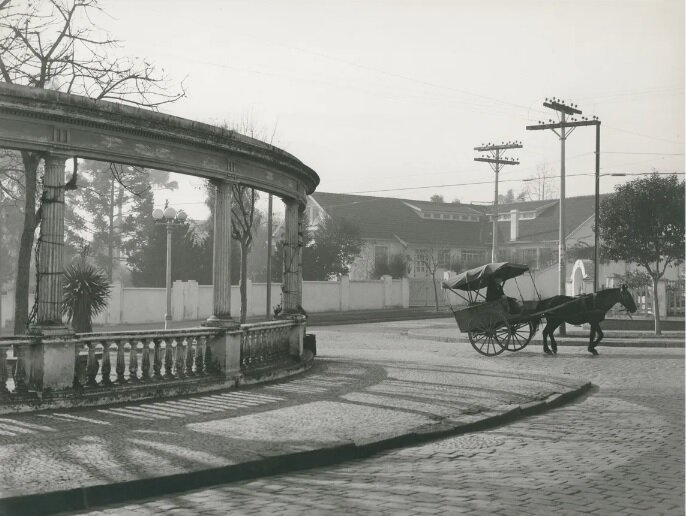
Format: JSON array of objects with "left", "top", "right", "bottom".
[{"left": 97, "top": 0, "right": 684, "bottom": 219}]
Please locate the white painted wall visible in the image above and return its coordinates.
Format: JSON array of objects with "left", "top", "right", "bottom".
[{"left": 0, "top": 276, "right": 411, "bottom": 328}]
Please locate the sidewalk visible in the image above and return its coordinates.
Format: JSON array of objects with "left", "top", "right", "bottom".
[
  {"left": 404, "top": 321, "right": 685, "bottom": 348},
  {"left": 0, "top": 323, "right": 590, "bottom": 516}
]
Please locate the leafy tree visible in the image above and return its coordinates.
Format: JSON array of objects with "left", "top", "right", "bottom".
[
  {"left": 599, "top": 174, "right": 685, "bottom": 334},
  {"left": 430, "top": 194, "right": 444, "bottom": 203},
  {"left": 498, "top": 188, "right": 516, "bottom": 204},
  {"left": 0, "top": 0, "right": 184, "bottom": 333},
  {"left": 65, "top": 161, "right": 178, "bottom": 281},
  {"left": 124, "top": 192, "right": 213, "bottom": 288},
  {"left": 302, "top": 216, "right": 362, "bottom": 280},
  {"left": 372, "top": 253, "right": 410, "bottom": 279}
]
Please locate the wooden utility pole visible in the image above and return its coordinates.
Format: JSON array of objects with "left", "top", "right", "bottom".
[
  {"left": 474, "top": 141, "right": 522, "bottom": 262},
  {"left": 526, "top": 98, "right": 600, "bottom": 335}
]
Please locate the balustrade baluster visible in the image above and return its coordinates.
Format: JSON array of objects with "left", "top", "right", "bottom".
[
  {"left": 185, "top": 337, "right": 195, "bottom": 376},
  {"left": 153, "top": 338, "right": 163, "bottom": 380},
  {"left": 239, "top": 333, "right": 246, "bottom": 368},
  {"left": 116, "top": 340, "right": 126, "bottom": 383},
  {"left": 141, "top": 340, "right": 151, "bottom": 381},
  {"left": 203, "top": 336, "right": 214, "bottom": 373},
  {"left": 164, "top": 339, "right": 174, "bottom": 379},
  {"left": 129, "top": 341, "right": 139, "bottom": 382},
  {"left": 85, "top": 343, "right": 99, "bottom": 387},
  {"left": 73, "top": 345, "right": 85, "bottom": 388},
  {"left": 13, "top": 344, "right": 28, "bottom": 393},
  {"left": 100, "top": 342, "right": 112, "bottom": 386},
  {"left": 194, "top": 336, "right": 204, "bottom": 375},
  {"left": 0, "top": 347, "right": 9, "bottom": 396},
  {"left": 175, "top": 338, "right": 186, "bottom": 378}
]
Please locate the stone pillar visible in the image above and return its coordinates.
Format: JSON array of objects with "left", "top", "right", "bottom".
[
  {"left": 281, "top": 199, "right": 301, "bottom": 314},
  {"left": 401, "top": 277, "right": 410, "bottom": 308},
  {"left": 33, "top": 153, "right": 70, "bottom": 332},
  {"left": 382, "top": 275, "right": 393, "bottom": 307},
  {"left": 205, "top": 180, "right": 238, "bottom": 327},
  {"left": 297, "top": 205, "right": 305, "bottom": 309},
  {"left": 340, "top": 275, "right": 350, "bottom": 311}
]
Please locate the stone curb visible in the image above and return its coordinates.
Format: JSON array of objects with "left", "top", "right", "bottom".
[
  {"left": 403, "top": 330, "right": 685, "bottom": 348},
  {"left": 0, "top": 382, "right": 592, "bottom": 516}
]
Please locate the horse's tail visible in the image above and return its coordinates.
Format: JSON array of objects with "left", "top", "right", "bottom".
[{"left": 529, "top": 314, "right": 543, "bottom": 334}]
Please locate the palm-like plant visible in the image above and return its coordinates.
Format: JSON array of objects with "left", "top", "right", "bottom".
[{"left": 62, "top": 260, "right": 111, "bottom": 333}]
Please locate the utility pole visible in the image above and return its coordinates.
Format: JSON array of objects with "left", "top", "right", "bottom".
[
  {"left": 266, "top": 193, "right": 273, "bottom": 319},
  {"left": 474, "top": 141, "right": 522, "bottom": 262},
  {"left": 526, "top": 98, "right": 600, "bottom": 335}
]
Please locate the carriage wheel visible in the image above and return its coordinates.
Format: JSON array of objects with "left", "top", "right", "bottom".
[
  {"left": 468, "top": 310, "right": 511, "bottom": 356},
  {"left": 499, "top": 321, "right": 535, "bottom": 352}
]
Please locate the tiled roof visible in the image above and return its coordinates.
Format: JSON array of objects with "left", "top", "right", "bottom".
[
  {"left": 310, "top": 192, "right": 486, "bottom": 247},
  {"left": 484, "top": 194, "right": 606, "bottom": 243},
  {"left": 312, "top": 192, "right": 606, "bottom": 247}
]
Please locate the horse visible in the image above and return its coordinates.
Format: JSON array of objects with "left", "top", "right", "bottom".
[{"left": 536, "top": 285, "right": 637, "bottom": 356}]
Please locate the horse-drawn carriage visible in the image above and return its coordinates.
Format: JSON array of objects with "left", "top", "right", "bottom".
[{"left": 442, "top": 262, "right": 638, "bottom": 356}]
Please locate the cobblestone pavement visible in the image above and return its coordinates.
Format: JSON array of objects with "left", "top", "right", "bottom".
[
  {"left": 62, "top": 321, "right": 684, "bottom": 516},
  {"left": 0, "top": 320, "right": 586, "bottom": 509}
]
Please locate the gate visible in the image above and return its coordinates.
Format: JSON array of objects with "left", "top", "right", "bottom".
[
  {"left": 666, "top": 280, "right": 685, "bottom": 317},
  {"left": 409, "top": 278, "right": 447, "bottom": 307}
]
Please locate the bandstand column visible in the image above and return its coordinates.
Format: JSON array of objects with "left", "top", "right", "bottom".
[
  {"left": 281, "top": 199, "right": 303, "bottom": 314},
  {"left": 33, "top": 153, "right": 70, "bottom": 331},
  {"left": 205, "top": 179, "right": 238, "bottom": 327}
]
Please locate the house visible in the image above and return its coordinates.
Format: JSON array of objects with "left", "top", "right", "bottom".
[
  {"left": 307, "top": 192, "right": 489, "bottom": 280},
  {"left": 307, "top": 191, "right": 683, "bottom": 288}
]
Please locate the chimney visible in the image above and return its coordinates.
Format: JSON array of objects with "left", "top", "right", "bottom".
[{"left": 510, "top": 209, "right": 518, "bottom": 241}]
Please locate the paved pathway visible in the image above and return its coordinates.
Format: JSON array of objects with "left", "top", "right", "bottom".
[{"left": 61, "top": 320, "right": 684, "bottom": 515}]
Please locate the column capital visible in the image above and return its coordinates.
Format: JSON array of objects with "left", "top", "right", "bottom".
[{"left": 43, "top": 152, "right": 73, "bottom": 164}]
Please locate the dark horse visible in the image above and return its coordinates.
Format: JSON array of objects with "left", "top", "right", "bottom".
[{"left": 536, "top": 285, "right": 637, "bottom": 355}]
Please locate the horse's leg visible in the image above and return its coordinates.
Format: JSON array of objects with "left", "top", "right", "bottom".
[
  {"left": 549, "top": 321, "right": 560, "bottom": 354},
  {"left": 588, "top": 321, "right": 600, "bottom": 355},
  {"left": 542, "top": 321, "right": 552, "bottom": 355}
]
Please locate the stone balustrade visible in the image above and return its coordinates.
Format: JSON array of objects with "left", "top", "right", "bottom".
[
  {"left": 240, "top": 320, "right": 297, "bottom": 370},
  {"left": 73, "top": 329, "right": 219, "bottom": 389},
  {"left": 0, "top": 318, "right": 308, "bottom": 412}
]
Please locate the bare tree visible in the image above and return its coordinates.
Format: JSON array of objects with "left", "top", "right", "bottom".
[
  {"left": 0, "top": 0, "right": 185, "bottom": 333},
  {"left": 419, "top": 248, "right": 443, "bottom": 312},
  {"left": 231, "top": 185, "right": 262, "bottom": 323},
  {"left": 222, "top": 117, "right": 276, "bottom": 322},
  {"left": 522, "top": 161, "right": 558, "bottom": 201}
]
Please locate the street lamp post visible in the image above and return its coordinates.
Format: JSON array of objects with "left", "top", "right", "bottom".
[{"left": 152, "top": 204, "right": 187, "bottom": 329}]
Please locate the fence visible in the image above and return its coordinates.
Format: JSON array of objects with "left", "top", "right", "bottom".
[
  {"left": 666, "top": 280, "right": 685, "bottom": 317},
  {"left": 1, "top": 276, "right": 410, "bottom": 329}
]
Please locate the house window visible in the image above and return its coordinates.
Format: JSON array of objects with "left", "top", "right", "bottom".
[
  {"left": 374, "top": 246, "right": 388, "bottom": 271},
  {"left": 438, "top": 249, "right": 451, "bottom": 267},
  {"left": 414, "top": 249, "right": 428, "bottom": 275}
]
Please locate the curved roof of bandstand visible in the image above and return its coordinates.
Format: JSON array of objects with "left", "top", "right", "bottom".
[{"left": 0, "top": 83, "right": 319, "bottom": 204}]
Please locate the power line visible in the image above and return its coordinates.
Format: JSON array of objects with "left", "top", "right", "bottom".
[{"left": 345, "top": 171, "right": 683, "bottom": 195}]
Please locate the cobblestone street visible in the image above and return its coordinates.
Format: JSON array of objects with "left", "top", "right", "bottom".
[{"left": 62, "top": 321, "right": 684, "bottom": 516}]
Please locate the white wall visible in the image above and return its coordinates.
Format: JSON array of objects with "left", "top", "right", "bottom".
[{"left": 8, "top": 276, "right": 409, "bottom": 328}]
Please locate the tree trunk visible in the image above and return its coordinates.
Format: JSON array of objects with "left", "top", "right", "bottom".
[
  {"left": 652, "top": 277, "right": 662, "bottom": 336},
  {"left": 240, "top": 240, "right": 249, "bottom": 323},
  {"left": 431, "top": 271, "right": 440, "bottom": 312},
  {"left": 13, "top": 152, "right": 40, "bottom": 335}
]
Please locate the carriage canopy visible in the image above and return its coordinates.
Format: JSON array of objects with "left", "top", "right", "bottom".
[{"left": 442, "top": 262, "right": 530, "bottom": 292}]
